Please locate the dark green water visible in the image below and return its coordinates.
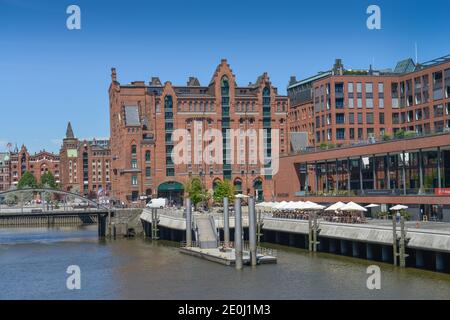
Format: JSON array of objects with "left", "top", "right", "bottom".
[{"left": 1, "top": 226, "right": 449, "bottom": 300}]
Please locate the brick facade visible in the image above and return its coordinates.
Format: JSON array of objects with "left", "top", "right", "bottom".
[
  {"left": 8, "top": 145, "right": 60, "bottom": 187},
  {"left": 0, "top": 152, "right": 10, "bottom": 192},
  {"left": 59, "top": 122, "right": 111, "bottom": 198},
  {"left": 109, "top": 59, "right": 288, "bottom": 204},
  {"left": 288, "top": 57, "right": 450, "bottom": 149}
]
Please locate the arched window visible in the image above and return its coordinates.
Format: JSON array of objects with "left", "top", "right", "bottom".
[
  {"left": 164, "top": 95, "right": 173, "bottom": 110},
  {"left": 234, "top": 179, "right": 242, "bottom": 193},
  {"left": 213, "top": 179, "right": 221, "bottom": 192},
  {"left": 145, "top": 150, "right": 151, "bottom": 162},
  {"left": 253, "top": 178, "right": 263, "bottom": 201},
  {"left": 131, "top": 145, "right": 137, "bottom": 155},
  {"left": 221, "top": 76, "right": 229, "bottom": 96}
]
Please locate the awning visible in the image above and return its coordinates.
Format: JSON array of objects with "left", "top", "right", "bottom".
[{"left": 158, "top": 181, "right": 184, "bottom": 191}]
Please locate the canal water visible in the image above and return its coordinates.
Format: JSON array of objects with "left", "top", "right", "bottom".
[{"left": 1, "top": 226, "right": 449, "bottom": 300}]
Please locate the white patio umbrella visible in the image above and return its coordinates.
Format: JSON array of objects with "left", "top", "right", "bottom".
[
  {"left": 264, "top": 202, "right": 277, "bottom": 209},
  {"left": 390, "top": 204, "right": 408, "bottom": 211},
  {"left": 235, "top": 194, "right": 250, "bottom": 199},
  {"left": 340, "top": 201, "right": 368, "bottom": 212},
  {"left": 273, "top": 201, "right": 288, "bottom": 210},
  {"left": 303, "top": 201, "right": 325, "bottom": 210},
  {"left": 325, "top": 201, "right": 346, "bottom": 212},
  {"left": 283, "top": 201, "right": 298, "bottom": 210},
  {"left": 255, "top": 202, "right": 268, "bottom": 208},
  {"left": 293, "top": 201, "right": 306, "bottom": 210},
  {"left": 365, "top": 204, "right": 380, "bottom": 208}
]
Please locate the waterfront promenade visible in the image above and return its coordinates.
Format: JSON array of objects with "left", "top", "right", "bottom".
[{"left": 141, "top": 208, "right": 450, "bottom": 273}]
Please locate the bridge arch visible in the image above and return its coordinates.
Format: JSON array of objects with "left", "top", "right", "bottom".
[{"left": 0, "top": 187, "right": 109, "bottom": 210}]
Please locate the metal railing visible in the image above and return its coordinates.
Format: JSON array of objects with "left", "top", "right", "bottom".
[
  {"left": 290, "top": 130, "right": 450, "bottom": 155},
  {"left": 298, "top": 188, "right": 442, "bottom": 197},
  {"left": 180, "top": 240, "right": 277, "bottom": 257}
]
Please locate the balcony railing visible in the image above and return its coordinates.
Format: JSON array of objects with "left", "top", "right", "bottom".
[
  {"left": 291, "top": 129, "right": 450, "bottom": 155},
  {"left": 297, "top": 188, "right": 443, "bottom": 197}
]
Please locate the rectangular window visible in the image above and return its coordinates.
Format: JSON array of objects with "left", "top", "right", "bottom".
[
  {"left": 434, "top": 104, "right": 444, "bottom": 117},
  {"left": 357, "top": 98, "right": 362, "bottom": 108},
  {"left": 335, "top": 83, "right": 344, "bottom": 94},
  {"left": 415, "top": 109, "right": 423, "bottom": 120},
  {"left": 433, "top": 71, "right": 443, "bottom": 100},
  {"left": 131, "top": 159, "right": 138, "bottom": 169},
  {"left": 349, "top": 128, "right": 355, "bottom": 139},
  {"left": 366, "top": 113, "right": 374, "bottom": 124},
  {"left": 357, "top": 112, "right": 363, "bottom": 124},
  {"left": 336, "top": 113, "right": 345, "bottom": 124},
  {"left": 145, "top": 167, "right": 151, "bottom": 177},
  {"left": 131, "top": 176, "right": 138, "bottom": 186},
  {"left": 435, "top": 121, "right": 444, "bottom": 133},
  {"left": 379, "top": 112, "right": 385, "bottom": 124},
  {"left": 348, "top": 98, "right": 354, "bottom": 108},
  {"left": 356, "top": 83, "right": 362, "bottom": 93},
  {"left": 348, "top": 83, "right": 354, "bottom": 93},
  {"left": 335, "top": 98, "right": 344, "bottom": 109},
  {"left": 336, "top": 128, "right": 345, "bottom": 140},
  {"left": 391, "top": 82, "right": 399, "bottom": 108},
  {"left": 349, "top": 112, "right": 355, "bottom": 124},
  {"left": 358, "top": 128, "right": 363, "bottom": 139}
]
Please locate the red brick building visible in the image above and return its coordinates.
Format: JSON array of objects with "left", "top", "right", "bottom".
[
  {"left": 109, "top": 60, "right": 289, "bottom": 204},
  {"left": 278, "top": 54, "right": 450, "bottom": 221},
  {"left": 0, "top": 152, "right": 10, "bottom": 191},
  {"left": 288, "top": 56, "right": 450, "bottom": 149},
  {"left": 8, "top": 145, "right": 60, "bottom": 186},
  {"left": 59, "top": 122, "right": 111, "bottom": 198}
]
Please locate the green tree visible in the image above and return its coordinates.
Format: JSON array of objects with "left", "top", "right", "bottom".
[
  {"left": 185, "top": 177, "right": 209, "bottom": 208},
  {"left": 213, "top": 180, "right": 235, "bottom": 203},
  {"left": 40, "top": 171, "right": 57, "bottom": 189},
  {"left": 394, "top": 129, "right": 405, "bottom": 139},
  {"left": 4, "top": 185, "right": 18, "bottom": 205},
  {"left": 17, "top": 171, "right": 38, "bottom": 189}
]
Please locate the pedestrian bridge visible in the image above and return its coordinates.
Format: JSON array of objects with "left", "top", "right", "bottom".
[{"left": 0, "top": 188, "right": 112, "bottom": 237}]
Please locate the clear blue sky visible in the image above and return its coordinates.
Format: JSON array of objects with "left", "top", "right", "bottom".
[{"left": 1, "top": 0, "right": 449, "bottom": 153}]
